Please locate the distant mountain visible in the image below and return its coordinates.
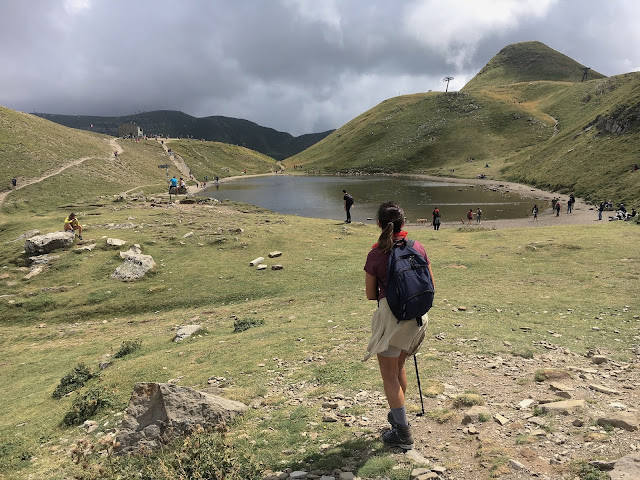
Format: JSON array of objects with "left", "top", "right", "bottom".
[{"left": 35, "top": 110, "right": 333, "bottom": 161}]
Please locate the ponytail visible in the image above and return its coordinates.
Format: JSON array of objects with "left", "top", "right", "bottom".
[
  {"left": 376, "top": 201, "right": 405, "bottom": 253},
  {"left": 378, "top": 222, "right": 395, "bottom": 253}
]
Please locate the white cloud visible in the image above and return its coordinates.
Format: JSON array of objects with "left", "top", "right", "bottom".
[
  {"left": 64, "top": 0, "right": 91, "bottom": 15},
  {"left": 403, "top": 0, "right": 557, "bottom": 69}
]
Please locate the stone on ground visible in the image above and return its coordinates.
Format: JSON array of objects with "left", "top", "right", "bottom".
[
  {"left": 116, "top": 382, "right": 247, "bottom": 453},
  {"left": 25, "top": 231, "right": 74, "bottom": 254}
]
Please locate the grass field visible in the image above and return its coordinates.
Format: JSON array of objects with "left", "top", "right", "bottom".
[{"left": 0, "top": 197, "right": 638, "bottom": 479}]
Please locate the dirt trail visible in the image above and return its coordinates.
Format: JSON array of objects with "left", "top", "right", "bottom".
[{"left": 0, "top": 138, "right": 123, "bottom": 207}]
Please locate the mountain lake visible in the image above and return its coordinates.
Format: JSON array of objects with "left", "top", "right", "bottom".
[{"left": 199, "top": 175, "right": 550, "bottom": 224}]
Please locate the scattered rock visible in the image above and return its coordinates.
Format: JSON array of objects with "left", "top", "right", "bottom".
[
  {"left": 597, "top": 412, "right": 638, "bottom": 431},
  {"left": 24, "top": 266, "right": 44, "bottom": 279},
  {"left": 494, "top": 414, "right": 510, "bottom": 426},
  {"left": 27, "top": 254, "right": 60, "bottom": 265},
  {"left": 590, "top": 384, "right": 620, "bottom": 395},
  {"left": 249, "top": 257, "right": 264, "bottom": 267},
  {"left": 106, "top": 238, "right": 127, "bottom": 247},
  {"left": 462, "top": 406, "right": 491, "bottom": 424},
  {"left": 25, "top": 232, "right": 74, "bottom": 254},
  {"left": 173, "top": 325, "right": 202, "bottom": 342},
  {"left": 75, "top": 243, "right": 96, "bottom": 252},
  {"left": 539, "top": 399, "right": 586, "bottom": 415},
  {"left": 518, "top": 399, "right": 534, "bottom": 409},
  {"left": 119, "top": 244, "right": 142, "bottom": 259},
  {"left": 183, "top": 232, "right": 194, "bottom": 238},
  {"left": 592, "top": 355, "right": 608, "bottom": 364},
  {"left": 256, "top": 264, "right": 268, "bottom": 270},
  {"left": 116, "top": 382, "right": 247, "bottom": 454},
  {"left": 268, "top": 251, "right": 282, "bottom": 258},
  {"left": 111, "top": 252, "right": 156, "bottom": 281},
  {"left": 609, "top": 452, "right": 640, "bottom": 479},
  {"left": 271, "top": 264, "right": 284, "bottom": 270}
]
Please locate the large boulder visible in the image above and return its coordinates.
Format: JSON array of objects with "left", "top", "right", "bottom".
[
  {"left": 609, "top": 452, "right": 640, "bottom": 480},
  {"left": 25, "top": 232, "right": 74, "bottom": 254},
  {"left": 111, "top": 252, "right": 155, "bottom": 281},
  {"left": 116, "top": 383, "right": 247, "bottom": 453}
]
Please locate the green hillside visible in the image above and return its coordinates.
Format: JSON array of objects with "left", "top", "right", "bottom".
[
  {"left": 36, "top": 110, "right": 333, "bottom": 161},
  {"left": 286, "top": 42, "right": 640, "bottom": 207},
  {"left": 167, "top": 139, "right": 279, "bottom": 180},
  {"left": 463, "top": 41, "right": 605, "bottom": 92},
  {"left": 0, "top": 108, "right": 279, "bottom": 213}
]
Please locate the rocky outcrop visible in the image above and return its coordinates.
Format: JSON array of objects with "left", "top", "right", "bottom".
[
  {"left": 609, "top": 452, "right": 640, "bottom": 480},
  {"left": 111, "top": 244, "right": 155, "bottom": 281},
  {"left": 116, "top": 383, "right": 247, "bottom": 453},
  {"left": 25, "top": 232, "right": 74, "bottom": 254}
]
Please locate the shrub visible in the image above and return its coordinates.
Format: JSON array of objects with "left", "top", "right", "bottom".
[
  {"left": 114, "top": 339, "right": 142, "bottom": 358},
  {"left": 233, "top": 317, "right": 264, "bottom": 332},
  {"left": 452, "top": 393, "right": 485, "bottom": 408},
  {"left": 52, "top": 363, "right": 94, "bottom": 399},
  {"left": 62, "top": 385, "right": 116, "bottom": 426}
]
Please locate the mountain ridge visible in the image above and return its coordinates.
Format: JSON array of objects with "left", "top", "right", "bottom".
[{"left": 35, "top": 110, "right": 333, "bottom": 161}]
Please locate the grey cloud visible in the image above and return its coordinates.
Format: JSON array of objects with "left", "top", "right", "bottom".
[{"left": 0, "top": 0, "right": 638, "bottom": 135}]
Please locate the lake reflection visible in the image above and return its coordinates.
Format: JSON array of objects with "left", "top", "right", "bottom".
[{"left": 199, "top": 175, "right": 548, "bottom": 223}]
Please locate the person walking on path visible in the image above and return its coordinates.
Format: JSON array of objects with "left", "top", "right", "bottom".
[
  {"left": 466, "top": 209, "right": 473, "bottom": 225},
  {"left": 476, "top": 208, "right": 482, "bottom": 224},
  {"left": 551, "top": 197, "right": 557, "bottom": 213},
  {"left": 555, "top": 202, "right": 561, "bottom": 217},
  {"left": 598, "top": 201, "right": 604, "bottom": 220},
  {"left": 567, "top": 194, "right": 575, "bottom": 213},
  {"left": 11, "top": 178, "right": 17, "bottom": 189},
  {"left": 363, "top": 201, "right": 434, "bottom": 450},
  {"left": 343, "top": 189, "right": 354, "bottom": 223},
  {"left": 532, "top": 204, "right": 538, "bottom": 221},
  {"left": 432, "top": 207, "right": 441, "bottom": 231}
]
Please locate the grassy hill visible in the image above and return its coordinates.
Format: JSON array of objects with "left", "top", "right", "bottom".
[
  {"left": 286, "top": 41, "right": 640, "bottom": 207},
  {"left": 0, "top": 108, "right": 283, "bottom": 213},
  {"left": 167, "top": 139, "right": 279, "bottom": 181},
  {"left": 463, "top": 41, "right": 606, "bottom": 92},
  {"left": 36, "top": 110, "right": 333, "bottom": 161}
]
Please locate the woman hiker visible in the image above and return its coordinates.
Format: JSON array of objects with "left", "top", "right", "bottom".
[{"left": 363, "top": 201, "right": 434, "bottom": 450}]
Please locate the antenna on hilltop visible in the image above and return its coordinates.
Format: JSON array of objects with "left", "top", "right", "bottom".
[
  {"left": 443, "top": 76, "right": 454, "bottom": 92},
  {"left": 581, "top": 67, "right": 590, "bottom": 82}
]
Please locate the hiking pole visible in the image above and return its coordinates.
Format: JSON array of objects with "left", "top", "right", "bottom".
[{"left": 414, "top": 354, "right": 425, "bottom": 416}]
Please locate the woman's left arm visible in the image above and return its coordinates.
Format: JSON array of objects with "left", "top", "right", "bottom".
[{"left": 365, "top": 272, "right": 378, "bottom": 300}]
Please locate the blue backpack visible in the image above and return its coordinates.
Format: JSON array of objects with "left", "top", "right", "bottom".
[{"left": 385, "top": 239, "right": 434, "bottom": 326}]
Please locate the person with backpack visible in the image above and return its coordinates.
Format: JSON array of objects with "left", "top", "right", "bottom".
[
  {"left": 532, "top": 204, "right": 539, "bottom": 221},
  {"left": 363, "top": 201, "right": 435, "bottom": 450},
  {"left": 343, "top": 189, "right": 354, "bottom": 223},
  {"left": 432, "top": 207, "right": 441, "bottom": 231},
  {"left": 466, "top": 209, "right": 473, "bottom": 225}
]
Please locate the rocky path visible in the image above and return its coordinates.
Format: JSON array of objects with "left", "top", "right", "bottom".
[
  {"left": 249, "top": 342, "right": 640, "bottom": 479},
  {"left": 0, "top": 138, "right": 123, "bottom": 207}
]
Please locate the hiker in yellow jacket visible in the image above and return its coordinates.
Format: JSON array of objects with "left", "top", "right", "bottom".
[{"left": 63, "top": 212, "right": 83, "bottom": 240}]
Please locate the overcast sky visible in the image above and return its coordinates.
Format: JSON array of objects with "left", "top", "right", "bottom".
[{"left": 2, "top": 0, "right": 639, "bottom": 136}]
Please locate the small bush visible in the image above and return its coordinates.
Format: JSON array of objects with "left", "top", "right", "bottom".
[
  {"left": 62, "top": 385, "right": 116, "bottom": 426},
  {"left": 453, "top": 393, "right": 485, "bottom": 408},
  {"left": 52, "top": 363, "right": 94, "bottom": 399},
  {"left": 478, "top": 413, "right": 491, "bottom": 422},
  {"left": 426, "top": 409, "right": 456, "bottom": 424},
  {"left": 114, "top": 339, "right": 142, "bottom": 358},
  {"left": 233, "top": 318, "right": 264, "bottom": 332},
  {"left": 573, "top": 461, "right": 609, "bottom": 480}
]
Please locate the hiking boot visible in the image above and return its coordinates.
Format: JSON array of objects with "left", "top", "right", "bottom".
[
  {"left": 382, "top": 423, "right": 413, "bottom": 450},
  {"left": 78, "top": 235, "right": 83, "bottom": 240}
]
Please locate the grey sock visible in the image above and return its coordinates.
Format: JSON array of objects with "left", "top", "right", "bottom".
[{"left": 391, "top": 406, "right": 408, "bottom": 426}]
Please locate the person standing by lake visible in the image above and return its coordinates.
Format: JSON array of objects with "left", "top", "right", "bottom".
[
  {"left": 532, "top": 204, "right": 538, "bottom": 221},
  {"left": 598, "top": 201, "right": 604, "bottom": 220},
  {"left": 555, "top": 202, "right": 561, "bottom": 217},
  {"left": 466, "top": 209, "right": 473, "bottom": 225},
  {"left": 343, "top": 189, "right": 354, "bottom": 223},
  {"left": 432, "top": 207, "right": 441, "bottom": 231},
  {"left": 363, "top": 201, "right": 434, "bottom": 450},
  {"left": 476, "top": 208, "right": 482, "bottom": 224}
]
